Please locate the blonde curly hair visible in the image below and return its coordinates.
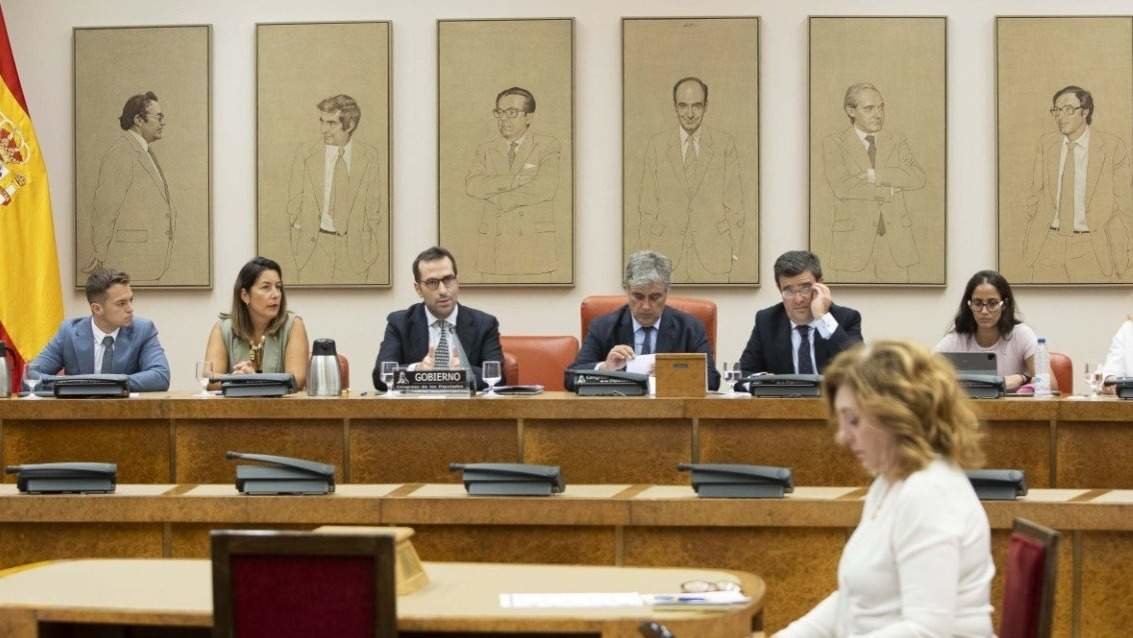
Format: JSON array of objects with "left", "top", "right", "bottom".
[{"left": 822, "top": 340, "right": 985, "bottom": 479}]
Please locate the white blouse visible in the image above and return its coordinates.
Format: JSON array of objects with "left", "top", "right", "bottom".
[
  {"left": 1101, "top": 320, "right": 1133, "bottom": 381},
  {"left": 776, "top": 457, "right": 995, "bottom": 637}
]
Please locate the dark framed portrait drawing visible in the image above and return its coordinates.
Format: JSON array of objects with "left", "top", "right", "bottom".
[
  {"left": 623, "top": 17, "right": 760, "bottom": 286},
  {"left": 437, "top": 18, "right": 574, "bottom": 286},
  {"left": 809, "top": 16, "right": 947, "bottom": 286},
  {"left": 73, "top": 25, "right": 212, "bottom": 288},
  {"left": 997, "top": 16, "right": 1133, "bottom": 286},
  {"left": 256, "top": 21, "right": 392, "bottom": 287}
]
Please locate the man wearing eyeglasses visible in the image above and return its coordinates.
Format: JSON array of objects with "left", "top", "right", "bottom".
[
  {"left": 287, "top": 94, "right": 384, "bottom": 285},
  {"left": 738, "top": 250, "right": 863, "bottom": 377},
  {"left": 822, "top": 83, "right": 925, "bottom": 283},
  {"left": 370, "top": 246, "right": 504, "bottom": 391},
  {"left": 1022, "top": 85, "right": 1132, "bottom": 283},
  {"left": 465, "top": 86, "right": 561, "bottom": 281},
  {"left": 86, "top": 91, "right": 175, "bottom": 284}
]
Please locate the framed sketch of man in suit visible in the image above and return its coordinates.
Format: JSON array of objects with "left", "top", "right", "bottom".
[
  {"left": 821, "top": 83, "right": 925, "bottom": 282},
  {"left": 623, "top": 17, "right": 760, "bottom": 286},
  {"left": 74, "top": 26, "right": 211, "bottom": 288},
  {"left": 997, "top": 17, "right": 1133, "bottom": 285},
  {"left": 438, "top": 18, "right": 574, "bottom": 286},
  {"left": 257, "top": 22, "right": 391, "bottom": 287},
  {"left": 808, "top": 17, "right": 946, "bottom": 286},
  {"left": 465, "top": 86, "right": 561, "bottom": 279}
]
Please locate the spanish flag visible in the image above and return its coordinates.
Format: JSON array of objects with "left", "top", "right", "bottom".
[{"left": 0, "top": 6, "right": 64, "bottom": 393}]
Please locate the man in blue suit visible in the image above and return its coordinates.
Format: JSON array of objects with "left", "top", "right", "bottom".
[
  {"left": 29, "top": 269, "right": 171, "bottom": 392},
  {"left": 566, "top": 250, "right": 720, "bottom": 391}
]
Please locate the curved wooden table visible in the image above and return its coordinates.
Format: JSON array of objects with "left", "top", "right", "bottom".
[
  {"left": 0, "top": 559, "right": 764, "bottom": 638},
  {"left": 3, "top": 392, "right": 1128, "bottom": 488}
]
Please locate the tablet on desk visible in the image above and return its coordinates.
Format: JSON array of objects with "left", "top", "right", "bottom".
[{"left": 941, "top": 352, "right": 997, "bottom": 376}]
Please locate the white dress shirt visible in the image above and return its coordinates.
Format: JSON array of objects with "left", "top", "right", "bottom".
[
  {"left": 1053, "top": 126, "right": 1090, "bottom": 232},
  {"left": 789, "top": 312, "right": 839, "bottom": 374},
  {"left": 321, "top": 140, "right": 354, "bottom": 232},
  {"left": 128, "top": 129, "right": 162, "bottom": 179},
  {"left": 91, "top": 317, "right": 121, "bottom": 374},
  {"left": 777, "top": 457, "right": 995, "bottom": 637},
  {"left": 406, "top": 305, "right": 462, "bottom": 371}
]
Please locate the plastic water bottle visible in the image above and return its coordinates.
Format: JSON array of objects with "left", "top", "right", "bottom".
[{"left": 1033, "top": 337, "right": 1052, "bottom": 397}]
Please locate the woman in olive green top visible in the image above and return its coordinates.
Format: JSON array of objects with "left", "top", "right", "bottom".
[{"left": 205, "top": 257, "right": 310, "bottom": 389}]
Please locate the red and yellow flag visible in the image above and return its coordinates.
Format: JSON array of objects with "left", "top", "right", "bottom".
[{"left": 0, "top": 5, "right": 64, "bottom": 393}]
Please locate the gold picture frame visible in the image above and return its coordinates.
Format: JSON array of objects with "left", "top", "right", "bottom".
[
  {"left": 622, "top": 16, "right": 760, "bottom": 286},
  {"left": 808, "top": 16, "right": 947, "bottom": 286},
  {"left": 437, "top": 18, "right": 574, "bottom": 286},
  {"left": 73, "top": 25, "right": 212, "bottom": 288},
  {"left": 256, "top": 21, "right": 392, "bottom": 287}
]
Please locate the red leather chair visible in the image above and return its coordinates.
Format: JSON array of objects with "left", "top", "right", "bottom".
[
  {"left": 211, "top": 529, "right": 396, "bottom": 638},
  {"left": 501, "top": 335, "right": 580, "bottom": 391},
  {"left": 1000, "top": 518, "right": 1061, "bottom": 638},
  {"left": 503, "top": 351, "right": 519, "bottom": 388},
  {"left": 579, "top": 295, "right": 718, "bottom": 358},
  {"left": 336, "top": 353, "right": 350, "bottom": 390},
  {"left": 1049, "top": 352, "right": 1071, "bottom": 395}
]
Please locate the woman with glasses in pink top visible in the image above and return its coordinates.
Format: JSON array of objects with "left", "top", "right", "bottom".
[{"left": 933, "top": 269, "right": 1049, "bottom": 392}]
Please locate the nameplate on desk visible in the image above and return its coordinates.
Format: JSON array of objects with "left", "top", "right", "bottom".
[
  {"left": 394, "top": 369, "right": 472, "bottom": 395},
  {"left": 572, "top": 369, "right": 649, "bottom": 396}
]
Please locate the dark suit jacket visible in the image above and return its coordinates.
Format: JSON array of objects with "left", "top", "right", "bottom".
[
  {"left": 566, "top": 305, "right": 720, "bottom": 391},
  {"left": 30, "top": 316, "right": 171, "bottom": 392},
  {"left": 738, "top": 303, "right": 863, "bottom": 375},
  {"left": 371, "top": 303, "right": 504, "bottom": 391}
]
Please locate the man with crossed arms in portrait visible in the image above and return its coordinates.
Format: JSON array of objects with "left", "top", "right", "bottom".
[
  {"left": 823, "top": 83, "right": 925, "bottom": 282},
  {"left": 287, "top": 94, "right": 383, "bottom": 284},
  {"left": 1022, "top": 85, "right": 1133, "bottom": 282},
  {"left": 465, "top": 86, "right": 561, "bottom": 281}
]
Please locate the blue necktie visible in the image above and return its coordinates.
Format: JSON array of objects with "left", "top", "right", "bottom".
[
  {"left": 796, "top": 325, "right": 814, "bottom": 375},
  {"left": 639, "top": 326, "right": 654, "bottom": 356}
]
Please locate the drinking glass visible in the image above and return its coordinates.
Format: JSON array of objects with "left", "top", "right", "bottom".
[
  {"left": 195, "top": 361, "right": 213, "bottom": 397},
  {"left": 1085, "top": 363, "right": 1105, "bottom": 399},
  {"left": 23, "top": 364, "right": 40, "bottom": 400},
  {"left": 720, "top": 361, "right": 735, "bottom": 393},
  {"left": 380, "top": 361, "right": 398, "bottom": 394},
  {"left": 482, "top": 360, "right": 502, "bottom": 394}
]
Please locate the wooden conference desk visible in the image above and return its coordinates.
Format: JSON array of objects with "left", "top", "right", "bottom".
[
  {"left": 0, "top": 483, "right": 1128, "bottom": 636},
  {"left": 0, "top": 559, "right": 764, "bottom": 638},
  {"left": 2, "top": 393, "right": 1131, "bottom": 489}
]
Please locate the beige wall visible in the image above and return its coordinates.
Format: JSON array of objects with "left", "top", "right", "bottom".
[{"left": 10, "top": 0, "right": 1131, "bottom": 391}]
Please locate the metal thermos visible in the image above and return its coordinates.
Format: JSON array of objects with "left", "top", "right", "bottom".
[
  {"left": 306, "top": 338, "right": 342, "bottom": 397},
  {"left": 0, "top": 341, "right": 10, "bottom": 398}
]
